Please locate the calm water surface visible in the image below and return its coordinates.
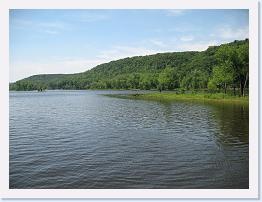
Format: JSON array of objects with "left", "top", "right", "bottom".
[{"left": 9, "top": 90, "right": 249, "bottom": 189}]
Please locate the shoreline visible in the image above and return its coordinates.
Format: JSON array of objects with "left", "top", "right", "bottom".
[
  {"left": 105, "top": 92, "right": 249, "bottom": 105},
  {"left": 10, "top": 89, "right": 249, "bottom": 105}
]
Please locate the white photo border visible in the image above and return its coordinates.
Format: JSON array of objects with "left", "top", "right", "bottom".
[{"left": 0, "top": 0, "right": 259, "bottom": 199}]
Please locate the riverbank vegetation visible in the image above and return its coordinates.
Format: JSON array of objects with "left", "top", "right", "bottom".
[
  {"left": 107, "top": 92, "right": 248, "bottom": 105},
  {"left": 10, "top": 39, "right": 249, "bottom": 97}
]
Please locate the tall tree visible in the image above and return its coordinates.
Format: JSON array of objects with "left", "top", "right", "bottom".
[
  {"left": 158, "top": 66, "right": 179, "bottom": 90},
  {"left": 208, "top": 62, "right": 234, "bottom": 94},
  {"left": 215, "top": 41, "right": 249, "bottom": 96}
]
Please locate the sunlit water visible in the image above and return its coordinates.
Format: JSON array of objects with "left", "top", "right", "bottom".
[{"left": 9, "top": 90, "right": 249, "bottom": 189}]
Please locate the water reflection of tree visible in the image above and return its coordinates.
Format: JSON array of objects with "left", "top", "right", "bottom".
[
  {"left": 207, "top": 102, "right": 249, "bottom": 146},
  {"left": 152, "top": 99, "right": 248, "bottom": 148},
  {"left": 158, "top": 101, "right": 174, "bottom": 123},
  {"left": 158, "top": 99, "right": 248, "bottom": 146}
]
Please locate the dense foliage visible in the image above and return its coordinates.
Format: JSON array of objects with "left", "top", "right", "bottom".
[{"left": 10, "top": 39, "right": 249, "bottom": 96}]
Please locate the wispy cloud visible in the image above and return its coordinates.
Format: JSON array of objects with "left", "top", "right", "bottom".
[
  {"left": 148, "top": 39, "right": 167, "bottom": 48},
  {"left": 12, "top": 19, "right": 32, "bottom": 27},
  {"left": 12, "top": 19, "right": 69, "bottom": 35},
  {"left": 12, "top": 12, "right": 109, "bottom": 35},
  {"left": 168, "top": 24, "right": 200, "bottom": 33},
  {"left": 39, "top": 21, "right": 68, "bottom": 34},
  {"left": 43, "top": 30, "right": 59, "bottom": 35},
  {"left": 176, "top": 40, "right": 219, "bottom": 51},
  {"left": 166, "top": 10, "right": 186, "bottom": 17},
  {"left": 98, "top": 46, "right": 159, "bottom": 61},
  {"left": 213, "top": 25, "right": 248, "bottom": 40},
  {"left": 180, "top": 35, "right": 194, "bottom": 42},
  {"left": 38, "top": 21, "right": 67, "bottom": 30},
  {"left": 72, "top": 13, "right": 109, "bottom": 22}
]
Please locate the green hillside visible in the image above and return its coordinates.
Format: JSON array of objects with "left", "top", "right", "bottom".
[{"left": 10, "top": 39, "right": 249, "bottom": 96}]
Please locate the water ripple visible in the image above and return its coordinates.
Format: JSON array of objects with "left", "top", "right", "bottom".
[{"left": 9, "top": 90, "right": 249, "bottom": 189}]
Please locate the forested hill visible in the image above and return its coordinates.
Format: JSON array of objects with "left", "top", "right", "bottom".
[{"left": 10, "top": 39, "right": 249, "bottom": 96}]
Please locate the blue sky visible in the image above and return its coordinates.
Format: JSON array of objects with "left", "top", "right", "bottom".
[{"left": 9, "top": 9, "right": 248, "bottom": 82}]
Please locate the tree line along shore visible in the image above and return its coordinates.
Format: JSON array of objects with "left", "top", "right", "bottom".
[{"left": 10, "top": 39, "right": 248, "bottom": 99}]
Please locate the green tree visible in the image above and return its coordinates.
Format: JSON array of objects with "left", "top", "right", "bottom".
[
  {"left": 158, "top": 66, "right": 179, "bottom": 90},
  {"left": 208, "top": 62, "right": 234, "bottom": 94},
  {"left": 127, "top": 73, "right": 140, "bottom": 89},
  {"left": 216, "top": 41, "right": 248, "bottom": 96},
  {"left": 139, "top": 74, "right": 152, "bottom": 90}
]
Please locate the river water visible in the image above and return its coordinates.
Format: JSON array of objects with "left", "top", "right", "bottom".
[{"left": 9, "top": 90, "right": 249, "bottom": 189}]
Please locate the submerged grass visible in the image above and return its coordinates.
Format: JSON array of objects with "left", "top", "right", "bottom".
[{"left": 105, "top": 92, "right": 249, "bottom": 105}]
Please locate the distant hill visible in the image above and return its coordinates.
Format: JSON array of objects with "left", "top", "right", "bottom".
[{"left": 10, "top": 39, "right": 248, "bottom": 94}]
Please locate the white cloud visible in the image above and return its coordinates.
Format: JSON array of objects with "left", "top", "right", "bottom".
[
  {"left": 12, "top": 19, "right": 69, "bottom": 35},
  {"left": 43, "top": 30, "right": 59, "bottom": 35},
  {"left": 176, "top": 40, "right": 219, "bottom": 51},
  {"left": 180, "top": 35, "right": 194, "bottom": 42},
  {"left": 152, "top": 40, "right": 165, "bottom": 47},
  {"left": 38, "top": 21, "right": 66, "bottom": 29},
  {"left": 12, "top": 13, "right": 109, "bottom": 35},
  {"left": 148, "top": 39, "right": 167, "bottom": 48},
  {"left": 214, "top": 26, "right": 249, "bottom": 40},
  {"left": 97, "top": 46, "right": 159, "bottom": 61},
  {"left": 166, "top": 10, "right": 186, "bottom": 17},
  {"left": 12, "top": 19, "right": 32, "bottom": 27},
  {"left": 72, "top": 13, "right": 109, "bottom": 22},
  {"left": 39, "top": 22, "right": 69, "bottom": 34}
]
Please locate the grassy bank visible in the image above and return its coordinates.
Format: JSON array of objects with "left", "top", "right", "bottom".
[{"left": 106, "top": 92, "right": 249, "bottom": 105}]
